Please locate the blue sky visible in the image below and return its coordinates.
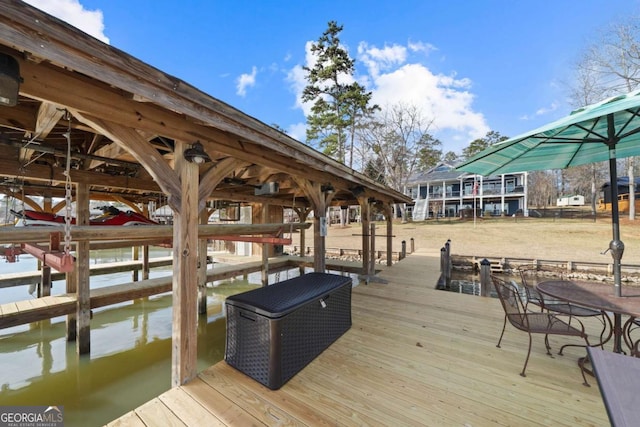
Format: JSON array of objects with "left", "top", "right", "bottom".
[{"left": 24, "top": 0, "right": 640, "bottom": 155}]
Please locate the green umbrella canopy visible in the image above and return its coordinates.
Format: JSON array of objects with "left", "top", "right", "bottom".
[
  {"left": 456, "top": 88, "right": 640, "bottom": 336},
  {"left": 456, "top": 89, "right": 640, "bottom": 176}
]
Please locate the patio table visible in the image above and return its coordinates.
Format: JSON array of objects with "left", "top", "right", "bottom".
[{"left": 537, "top": 280, "right": 640, "bottom": 353}]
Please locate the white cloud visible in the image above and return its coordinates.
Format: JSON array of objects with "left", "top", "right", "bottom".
[
  {"left": 535, "top": 101, "right": 559, "bottom": 116},
  {"left": 236, "top": 66, "right": 257, "bottom": 97},
  {"left": 371, "top": 63, "right": 489, "bottom": 145},
  {"left": 286, "top": 64, "right": 309, "bottom": 114},
  {"left": 287, "top": 122, "right": 307, "bottom": 142},
  {"left": 24, "top": 0, "right": 109, "bottom": 44},
  {"left": 408, "top": 40, "right": 437, "bottom": 55},
  {"left": 357, "top": 42, "right": 407, "bottom": 79},
  {"left": 520, "top": 101, "right": 559, "bottom": 120},
  {"left": 287, "top": 39, "right": 490, "bottom": 153}
]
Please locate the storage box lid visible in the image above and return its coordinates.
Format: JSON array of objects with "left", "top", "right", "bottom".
[{"left": 225, "top": 272, "right": 351, "bottom": 318}]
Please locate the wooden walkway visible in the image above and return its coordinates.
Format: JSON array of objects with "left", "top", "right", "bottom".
[
  {"left": 107, "top": 250, "right": 609, "bottom": 426},
  {"left": 0, "top": 257, "right": 366, "bottom": 329}
]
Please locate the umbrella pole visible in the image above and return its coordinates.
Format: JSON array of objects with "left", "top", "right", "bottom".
[
  {"left": 607, "top": 116, "right": 624, "bottom": 299},
  {"left": 608, "top": 153, "right": 623, "bottom": 298},
  {"left": 608, "top": 153, "right": 625, "bottom": 353},
  {"left": 607, "top": 114, "right": 624, "bottom": 353}
]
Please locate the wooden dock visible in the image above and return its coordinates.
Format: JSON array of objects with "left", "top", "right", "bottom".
[
  {"left": 0, "top": 256, "right": 367, "bottom": 329},
  {"left": 107, "top": 249, "right": 608, "bottom": 426}
]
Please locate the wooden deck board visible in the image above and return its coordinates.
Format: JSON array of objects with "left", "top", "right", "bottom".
[
  {"left": 109, "top": 249, "right": 609, "bottom": 426},
  {"left": 133, "top": 398, "right": 186, "bottom": 427}
]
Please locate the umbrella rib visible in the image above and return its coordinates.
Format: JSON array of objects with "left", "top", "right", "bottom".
[{"left": 617, "top": 107, "right": 640, "bottom": 140}]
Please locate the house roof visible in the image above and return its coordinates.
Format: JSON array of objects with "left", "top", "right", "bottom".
[{"left": 407, "top": 162, "right": 523, "bottom": 186}]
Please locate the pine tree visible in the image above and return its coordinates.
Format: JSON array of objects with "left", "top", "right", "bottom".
[{"left": 302, "top": 21, "right": 377, "bottom": 165}]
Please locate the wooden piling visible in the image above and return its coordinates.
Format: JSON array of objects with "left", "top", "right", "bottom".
[{"left": 480, "top": 258, "right": 492, "bottom": 297}]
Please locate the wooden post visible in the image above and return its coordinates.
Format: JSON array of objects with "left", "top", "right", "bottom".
[
  {"left": 439, "top": 247, "right": 448, "bottom": 289},
  {"left": 401, "top": 240, "right": 406, "bottom": 260},
  {"left": 171, "top": 142, "right": 199, "bottom": 387},
  {"left": 480, "top": 258, "right": 492, "bottom": 297},
  {"left": 385, "top": 204, "right": 393, "bottom": 267},
  {"left": 314, "top": 211, "right": 327, "bottom": 273},
  {"left": 410, "top": 238, "right": 415, "bottom": 253},
  {"left": 294, "top": 207, "right": 310, "bottom": 258},
  {"left": 40, "top": 266, "right": 51, "bottom": 297},
  {"left": 262, "top": 243, "right": 269, "bottom": 286},
  {"left": 131, "top": 246, "right": 139, "bottom": 282},
  {"left": 66, "top": 269, "right": 77, "bottom": 341},
  {"left": 369, "top": 223, "right": 376, "bottom": 276},
  {"left": 198, "top": 210, "right": 208, "bottom": 314},
  {"left": 358, "top": 196, "right": 370, "bottom": 276},
  {"left": 443, "top": 240, "right": 451, "bottom": 289},
  {"left": 142, "top": 245, "right": 149, "bottom": 280},
  {"left": 76, "top": 182, "right": 91, "bottom": 354}
]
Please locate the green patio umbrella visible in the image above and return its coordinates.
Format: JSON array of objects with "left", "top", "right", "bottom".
[
  {"left": 457, "top": 89, "right": 640, "bottom": 354},
  {"left": 457, "top": 89, "right": 640, "bottom": 299}
]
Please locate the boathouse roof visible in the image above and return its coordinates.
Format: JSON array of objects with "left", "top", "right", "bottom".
[{"left": 0, "top": 1, "right": 412, "bottom": 211}]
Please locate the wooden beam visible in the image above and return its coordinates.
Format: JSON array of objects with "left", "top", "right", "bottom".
[
  {"left": 0, "top": 157, "right": 162, "bottom": 193},
  {"left": 0, "top": 223, "right": 310, "bottom": 244},
  {"left": 293, "top": 178, "right": 331, "bottom": 272},
  {"left": 198, "top": 157, "right": 244, "bottom": 211},
  {"left": 10, "top": 55, "right": 410, "bottom": 204},
  {"left": 72, "top": 112, "right": 182, "bottom": 210},
  {"left": 20, "top": 101, "right": 65, "bottom": 164},
  {"left": 212, "top": 235, "right": 292, "bottom": 244}
]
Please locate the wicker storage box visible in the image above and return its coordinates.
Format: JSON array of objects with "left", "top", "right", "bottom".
[{"left": 224, "top": 272, "right": 352, "bottom": 389}]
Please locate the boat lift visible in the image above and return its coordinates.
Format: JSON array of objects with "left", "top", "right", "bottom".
[{"left": 21, "top": 231, "right": 75, "bottom": 273}]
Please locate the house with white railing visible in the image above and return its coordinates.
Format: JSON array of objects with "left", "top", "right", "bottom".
[{"left": 406, "top": 163, "right": 528, "bottom": 220}]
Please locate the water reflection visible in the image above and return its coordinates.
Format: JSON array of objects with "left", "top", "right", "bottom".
[
  {"left": 0, "top": 290, "right": 229, "bottom": 426},
  {"left": 0, "top": 255, "right": 358, "bottom": 427}
]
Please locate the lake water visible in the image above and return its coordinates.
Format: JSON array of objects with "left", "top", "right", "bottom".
[{"left": 0, "top": 249, "right": 355, "bottom": 426}]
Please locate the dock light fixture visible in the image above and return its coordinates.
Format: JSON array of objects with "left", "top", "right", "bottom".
[
  {"left": 350, "top": 185, "right": 365, "bottom": 197},
  {"left": 0, "top": 53, "right": 20, "bottom": 106},
  {"left": 184, "top": 141, "right": 211, "bottom": 164},
  {"left": 321, "top": 183, "right": 335, "bottom": 194}
]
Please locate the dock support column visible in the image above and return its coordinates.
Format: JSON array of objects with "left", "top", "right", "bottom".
[
  {"left": 198, "top": 210, "right": 208, "bottom": 314},
  {"left": 171, "top": 142, "right": 199, "bottom": 387},
  {"left": 262, "top": 243, "right": 269, "bottom": 286},
  {"left": 132, "top": 246, "right": 139, "bottom": 282},
  {"left": 358, "top": 196, "right": 371, "bottom": 277},
  {"left": 39, "top": 265, "right": 51, "bottom": 297},
  {"left": 142, "top": 245, "right": 149, "bottom": 280},
  {"left": 480, "top": 259, "right": 492, "bottom": 297},
  {"left": 384, "top": 203, "right": 393, "bottom": 267},
  {"left": 65, "top": 270, "right": 77, "bottom": 341},
  {"left": 369, "top": 223, "right": 376, "bottom": 276},
  {"left": 76, "top": 182, "right": 91, "bottom": 354}
]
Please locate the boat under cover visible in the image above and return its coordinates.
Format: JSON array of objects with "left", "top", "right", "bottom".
[{"left": 10, "top": 207, "right": 158, "bottom": 227}]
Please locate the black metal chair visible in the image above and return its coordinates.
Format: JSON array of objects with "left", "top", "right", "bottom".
[
  {"left": 491, "top": 275, "right": 591, "bottom": 385},
  {"left": 517, "top": 266, "right": 612, "bottom": 354},
  {"left": 623, "top": 317, "right": 640, "bottom": 357}
]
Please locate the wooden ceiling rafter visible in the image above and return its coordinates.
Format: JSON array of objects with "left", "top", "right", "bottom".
[
  {"left": 71, "top": 112, "right": 182, "bottom": 210},
  {"left": 14, "top": 55, "right": 406, "bottom": 204},
  {"left": 0, "top": 2, "right": 412, "bottom": 216},
  {"left": 198, "top": 157, "right": 246, "bottom": 211}
]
